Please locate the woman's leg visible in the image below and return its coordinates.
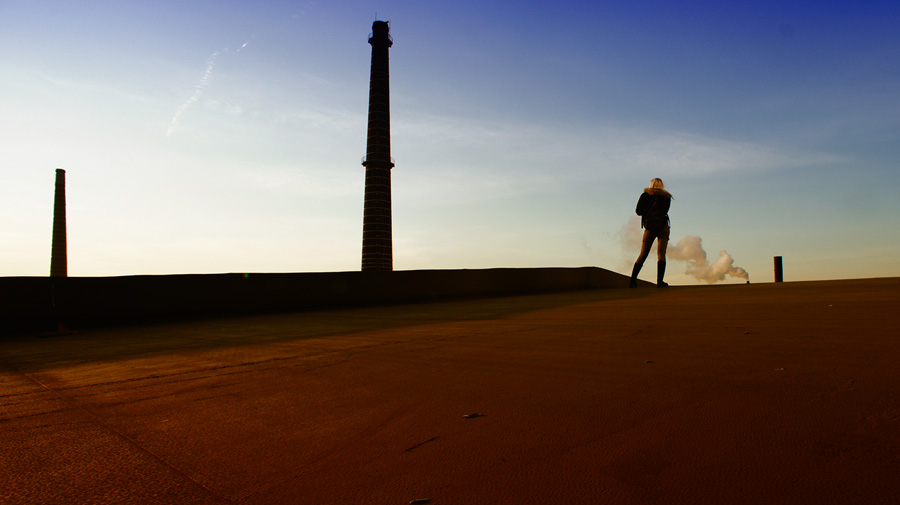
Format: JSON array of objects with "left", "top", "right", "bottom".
[
  {"left": 630, "top": 230, "right": 655, "bottom": 287},
  {"left": 656, "top": 226, "right": 670, "bottom": 287},
  {"left": 637, "top": 229, "right": 655, "bottom": 265}
]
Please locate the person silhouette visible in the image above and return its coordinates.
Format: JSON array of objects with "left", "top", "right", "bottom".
[{"left": 629, "top": 178, "right": 673, "bottom": 288}]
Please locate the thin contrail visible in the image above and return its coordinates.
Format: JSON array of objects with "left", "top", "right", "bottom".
[{"left": 166, "top": 49, "right": 225, "bottom": 137}]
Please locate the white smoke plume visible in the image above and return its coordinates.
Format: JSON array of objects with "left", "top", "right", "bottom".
[
  {"left": 166, "top": 48, "right": 225, "bottom": 137},
  {"left": 667, "top": 235, "right": 749, "bottom": 283},
  {"left": 618, "top": 217, "right": 749, "bottom": 283},
  {"left": 618, "top": 216, "right": 643, "bottom": 253}
]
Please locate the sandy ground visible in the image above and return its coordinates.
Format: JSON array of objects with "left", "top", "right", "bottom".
[{"left": 1, "top": 278, "right": 899, "bottom": 504}]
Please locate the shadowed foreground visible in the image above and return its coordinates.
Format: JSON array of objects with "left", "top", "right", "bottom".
[{"left": 2, "top": 278, "right": 899, "bottom": 504}]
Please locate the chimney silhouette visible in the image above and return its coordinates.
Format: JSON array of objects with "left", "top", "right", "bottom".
[
  {"left": 361, "top": 20, "right": 394, "bottom": 271},
  {"left": 50, "top": 168, "right": 68, "bottom": 277}
]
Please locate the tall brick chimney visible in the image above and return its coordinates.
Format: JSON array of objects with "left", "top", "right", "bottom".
[
  {"left": 50, "top": 168, "right": 67, "bottom": 277},
  {"left": 361, "top": 20, "right": 394, "bottom": 271}
]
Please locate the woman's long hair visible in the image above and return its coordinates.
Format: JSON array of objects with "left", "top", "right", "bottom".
[{"left": 647, "top": 178, "right": 673, "bottom": 199}]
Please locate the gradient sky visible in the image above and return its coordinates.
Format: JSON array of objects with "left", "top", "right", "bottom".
[{"left": 2, "top": 1, "right": 899, "bottom": 284}]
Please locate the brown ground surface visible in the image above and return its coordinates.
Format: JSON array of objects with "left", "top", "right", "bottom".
[{"left": 2, "top": 278, "right": 899, "bottom": 504}]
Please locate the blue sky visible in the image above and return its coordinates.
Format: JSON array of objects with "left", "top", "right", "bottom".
[{"left": 2, "top": 1, "right": 898, "bottom": 283}]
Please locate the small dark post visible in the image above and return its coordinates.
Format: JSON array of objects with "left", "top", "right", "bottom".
[
  {"left": 774, "top": 256, "right": 783, "bottom": 283},
  {"left": 50, "top": 169, "right": 68, "bottom": 277}
]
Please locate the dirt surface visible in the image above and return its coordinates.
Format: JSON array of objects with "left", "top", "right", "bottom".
[{"left": 2, "top": 278, "right": 899, "bottom": 504}]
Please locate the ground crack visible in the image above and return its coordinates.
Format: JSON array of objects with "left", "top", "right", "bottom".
[{"left": 404, "top": 436, "right": 439, "bottom": 452}]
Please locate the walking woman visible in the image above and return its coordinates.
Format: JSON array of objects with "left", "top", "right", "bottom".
[{"left": 630, "top": 178, "right": 673, "bottom": 288}]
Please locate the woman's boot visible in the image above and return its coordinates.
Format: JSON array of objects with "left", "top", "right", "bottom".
[
  {"left": 657, "top": 261, "right": 668, "bottom": 288},
  {"left": 629, "top": 262, "right": 642, "bottom": 288}
]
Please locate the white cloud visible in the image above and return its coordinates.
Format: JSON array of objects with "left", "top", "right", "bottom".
[
  {"left": 391, "top": 111, "right": 845, "bottom": 207},
  {"left": 609, "top": 130, "right": 846, "bottom": 177}
]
